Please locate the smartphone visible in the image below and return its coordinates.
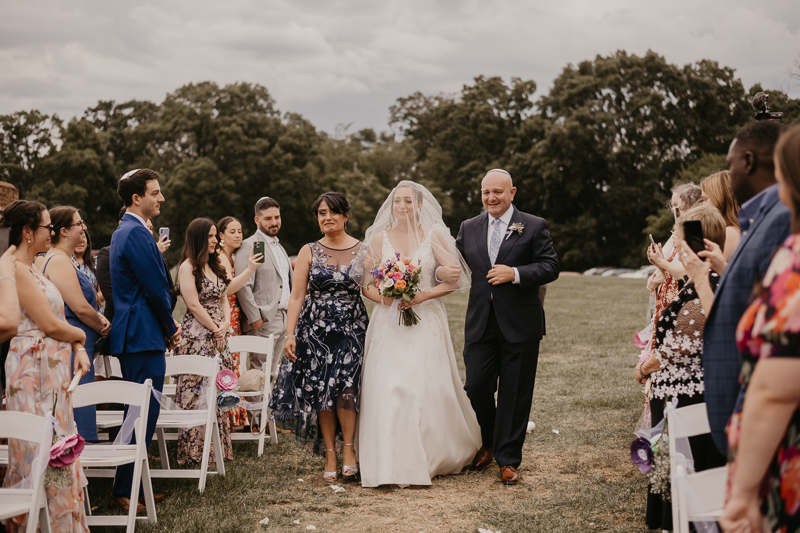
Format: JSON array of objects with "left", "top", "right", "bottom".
[
  {"left": 682, "top": 221, "right": 705, "bottom": 255},
  {"left": 253, "top": 241, "right": 265, "bottom": 264},
  {"left": 648, "top": 234, "right": 655, "bottom": 246},
  {"left": 159, "top": 227, "right": 169, "bottom": 240},
  {"left": 0, "top": 227, "right": 9, "bottom": 256}
]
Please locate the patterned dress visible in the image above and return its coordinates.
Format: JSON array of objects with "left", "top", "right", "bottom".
[
  {"left": 3, "top": 261, "right": 89, "bottom": 533},
  {"left": 269, "top": 241, "right": 369, "bottom": 455},
  {"left": 645, "top": 271, "right": 726, "bottom": 531},
  {"left": 729, "top": 234, "right": 800, "bottom": 532},
  {"left": 226, "top": 284, "right": 248, "bottom": 428},
  {"left": 175, "top": 275, "right": 235, "bottom": 464}
]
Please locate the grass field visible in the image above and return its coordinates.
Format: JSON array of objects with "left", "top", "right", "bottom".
[{"left": 88, "top": 275, "right": 653, "bottom": 533}]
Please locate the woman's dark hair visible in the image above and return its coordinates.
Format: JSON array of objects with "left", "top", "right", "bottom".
[
  {"left": 775, "top": 126, "right": 800, "bottom": 233},
  {"left": 118, "top": 169, "right": 159, "bottom": 207},
  {"left": 216, "top": 216, "right": 240, "bottom": 246},
  {"left": 179, "top": 217, "right": 228, "bottom": 294},
  {"left": 77, "top": 226, "right": 97, "bottom": 279},
  {"left": 49, "top": 206, "right": 79, "bottom": 245},
  {"left": 312, "top": 192, "right": 351, "bottom": 229},
  {"left": 0, "top": 200, "right": 47, "bottom": 246}
]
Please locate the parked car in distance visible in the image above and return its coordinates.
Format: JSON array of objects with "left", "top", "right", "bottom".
[
  {"left": 601, "top": 268, "right": 636, "bottom": 277},
  {"left": 619, "top": 265, "right": 658, "bottom": 279},
  {"left": 583, "top": 267, "right": 614, "bottom": 276}
]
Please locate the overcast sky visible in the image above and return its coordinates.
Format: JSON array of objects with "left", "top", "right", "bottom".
[{"left": 1, "top": 0, "right": 799, "bottom": 134}]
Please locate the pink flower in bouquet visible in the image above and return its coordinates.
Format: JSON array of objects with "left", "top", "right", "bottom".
[
  {"left": 393, "top": 272, "right": 404, "bottom": 280},
  {"left": 216, "top": 369, "right": 238, "bottom": 391},
  {"left": 49, "top": 433, "right": 85, "bottom": 468},
  {"left": 633, "top": 331, "right": 648, "bottom": 349}
]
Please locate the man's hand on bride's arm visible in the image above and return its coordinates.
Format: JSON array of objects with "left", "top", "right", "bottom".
[{"left": 487, "top": 265, "right": 515, "bottom": 285}]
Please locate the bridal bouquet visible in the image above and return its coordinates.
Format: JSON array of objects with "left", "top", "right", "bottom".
[{"left": 371, "top": 253, "right": 421, "bottom": 327}]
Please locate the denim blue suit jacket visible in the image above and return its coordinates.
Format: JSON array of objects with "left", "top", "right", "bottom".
[{"left": 702, "top": 184, "right": 790, "bottom": 454}]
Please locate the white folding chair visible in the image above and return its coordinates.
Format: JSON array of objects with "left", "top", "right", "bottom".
[
  {"left": 227, "top": 334, "right": 277, "bottom": 455},
  {"left": 667, "top": 402, "right": 728, "bottom": 533},
  {"left": 0, "top": 411, "right": 52, "bottom": 533},
  {"left": 74, "top": 379, "right": 156, "bottom": 533},
  {"left": 151, "top": 355, "right": 225, "bottom": 492}
]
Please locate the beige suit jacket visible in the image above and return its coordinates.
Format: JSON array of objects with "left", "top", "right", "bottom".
[{"left": 234, "top": 232, "right": 293, "bottom": 333}]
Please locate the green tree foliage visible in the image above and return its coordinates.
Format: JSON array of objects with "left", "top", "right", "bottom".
[{"left": 2, "top": 51, "right": 799, "bottom": 270}]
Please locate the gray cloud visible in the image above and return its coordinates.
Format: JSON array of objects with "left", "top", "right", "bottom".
[{"left": 1, "top": 0, "right": 798, "bottom": 133}]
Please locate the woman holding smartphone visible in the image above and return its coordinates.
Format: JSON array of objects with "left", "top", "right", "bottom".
[{"left": 635, "top": 204, "right": 728, "bottom": 530}]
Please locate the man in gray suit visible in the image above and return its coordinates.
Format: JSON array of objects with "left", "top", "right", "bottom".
[{"left": 235, "top": 197, "right": 293, "bottom": 378}]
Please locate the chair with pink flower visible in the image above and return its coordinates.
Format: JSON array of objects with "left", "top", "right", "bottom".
[
  {"left": 0, "top": 411, "right": 53, "bottom": 533},
  {"left": 226, "top": 334, "right": 277, "bottom": 456},
  {"left": 150, "top": 354, "right": 225, "bottom": 492}
]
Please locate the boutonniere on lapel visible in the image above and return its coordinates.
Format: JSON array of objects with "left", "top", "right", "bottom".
[{"left": 505, "top": 223, "right": 525, "bottom": 240}]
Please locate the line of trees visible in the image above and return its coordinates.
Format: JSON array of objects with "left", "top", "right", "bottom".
[{"left": 1, "top": 50, "right": 799, "bottom": 271}]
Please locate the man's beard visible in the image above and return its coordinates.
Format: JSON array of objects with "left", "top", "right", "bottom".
[{"left": 259, "top": 224, "right": 279, "bottom": 236}]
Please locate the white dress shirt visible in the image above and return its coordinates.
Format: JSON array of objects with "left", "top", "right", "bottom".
[
  {"left": 487, "top": 207, "right": 520, "bottom": 285},
  {"left": 257, "top": 230, "right": 290, "bottom": 310},
  {"left": 126, "top": 212, "right": 148, "bottom": 229}
]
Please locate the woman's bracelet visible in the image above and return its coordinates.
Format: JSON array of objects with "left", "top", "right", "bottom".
[
  {"left": 76, "top": 347, "right": 87, "bottom": 353},
  {"left": 0, "top": 275, "right": 16, "bottom": 286},
  {"left": 286, "top": 334, "right": 295, "bottom": 340}
]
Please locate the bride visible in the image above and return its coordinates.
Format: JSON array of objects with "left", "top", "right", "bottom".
[{"left": 355, "top": 181, "right": 481, "bottom": 487}]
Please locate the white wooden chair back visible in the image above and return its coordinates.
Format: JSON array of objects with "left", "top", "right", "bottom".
[
  {"left": 74, "top": 379, "right": 155, "bottom": 533},
  {"left": 227, "top": 334, "right": 277, "bottom": 454},
  {"left": 152, "top": 355, "right": 224, "bottom": 492},
  {"left": 667, "top": 403, "right": 728, "bottom": 533},
  {"left": 0, "top": 411, "right": 52, "bottom": 533}
]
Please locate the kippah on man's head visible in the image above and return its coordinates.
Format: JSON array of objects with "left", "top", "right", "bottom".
[{"left": 255, "top": 196, "right": 280, "bottom": 215}]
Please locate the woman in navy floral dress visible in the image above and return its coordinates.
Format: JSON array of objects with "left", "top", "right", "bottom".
[{"left": 270, "top": 192, "right": 368, "bottom": 482}]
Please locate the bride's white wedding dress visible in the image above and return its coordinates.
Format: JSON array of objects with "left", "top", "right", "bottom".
[{"left": 357, "top": 231, "right": 481, "bottom": 487}]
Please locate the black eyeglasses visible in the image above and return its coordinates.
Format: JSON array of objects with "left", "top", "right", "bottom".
[
  {"left": 70, "top": 220, "right": 86, "bottom": 228},
  {"left": 38, "top": 224, "right": 54, "bottom": 231}
]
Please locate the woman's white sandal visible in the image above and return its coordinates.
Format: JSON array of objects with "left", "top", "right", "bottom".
[
  {"left": 323, "top": 449, "right": 337, "bottom": 483},
  {"left": 342, "top": 443, "right": 359, "bottom": 478}
]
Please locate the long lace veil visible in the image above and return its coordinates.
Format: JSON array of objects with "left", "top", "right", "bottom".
[{"left": 352, "top": 180, "right": 471, "bottom": 294}]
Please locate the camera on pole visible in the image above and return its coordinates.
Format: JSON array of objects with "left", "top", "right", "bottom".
[{"left": 752, "top": 92, "right": 784, "bottom": 121}]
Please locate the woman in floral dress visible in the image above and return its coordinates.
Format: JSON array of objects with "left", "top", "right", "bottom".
[
  {"left": 270, "top": 192, "right": 368, "bottom": 482},
  {"left": 635, "top": 205, "right": 728, "bottom": 531},
  {"left": 722, "top": 126, "right": 800, "bottom": 533},
  {"left": 1, "top": 200, "right": 91, "bottom": 533},
  {"left": 175, "top": 218, "right": 234, "bottom": 464},
  {"left": 216, "top": 216, "right": 261, "bottom": 430}
]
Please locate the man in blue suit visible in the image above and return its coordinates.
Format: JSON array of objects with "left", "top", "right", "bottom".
[
  {"left": 109, "top": 169, "right": 181, "bottom": 512},
  {"left": 703, "top": 120, "right": 789, "bottom": 455}
]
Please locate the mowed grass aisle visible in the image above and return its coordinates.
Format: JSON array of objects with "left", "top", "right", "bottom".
[{"left": 89, "top": 276, "right": 652, "bottom": 533}]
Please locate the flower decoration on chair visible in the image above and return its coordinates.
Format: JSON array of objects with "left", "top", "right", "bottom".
[
  {"left": 217, "top": 390, "right": 241, "bottom": 408},
  {"left": 49, "top": 433, "right": 85, "bottom": 468},
  {"left": 630, "top": 437, "right": 654, "bottom": 473},
  {"left": 216, "top": 368, "right": 238, "bottom": 391}
]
